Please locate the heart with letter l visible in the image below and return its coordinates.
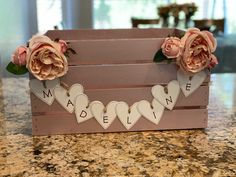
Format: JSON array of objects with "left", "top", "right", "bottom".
[
  {"left": 137, "top": 99, "right": 164, "bottom": 125},
  {"left": 151, "top": 80, "right": 180, "bottom": 110},
  {"left": 116, "top": 102, "right": 141, "bottom": 130},
  {"left": 75, "top": 94, "right": 93, "bottom": 123},
  {"left": 54, "top": 83, "right": 84, "bottom": 113},
  {"left": 90, "top": 101, "right": 118, "bottom": 129},
  {"left": 29, "top": 78, "right": 59, "bottom": 105},
  {"left": 177, "top": 69, "right": 207, "bottom": 97}
]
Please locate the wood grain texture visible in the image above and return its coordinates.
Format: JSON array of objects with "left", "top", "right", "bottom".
[{"left": 32, "top": 108, "right": 208, "bottom": 135}]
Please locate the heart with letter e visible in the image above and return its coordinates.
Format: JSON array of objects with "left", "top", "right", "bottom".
[
  {"left": 29, "top": 79, "right": 59, "bottom": 105},
  {"left": 177, "top": 69, "right": 207, "bottom": 97},
  {"left": 90, "top": 101, "right": 118, "bottom": 129},
  {"left": 151, "top": 80, "right": 180, "bottom": 110}
]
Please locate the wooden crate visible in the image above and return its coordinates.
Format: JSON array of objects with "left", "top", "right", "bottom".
[{"left": 30, "top": 28, "right": 209, "bottom": 135}]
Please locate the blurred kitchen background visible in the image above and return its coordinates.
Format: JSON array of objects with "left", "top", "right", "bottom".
[{"left": 0, "top": 0, "right": 236, "bottom": 75}]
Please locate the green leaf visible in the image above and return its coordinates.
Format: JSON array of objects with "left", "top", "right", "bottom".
[
  {"left": 6, "top": 62, "right": 28, "bottom": 75},
  {"left": 153, "top": 49, "right": 168, "bottom": 63},
  {"left": 67, "top": 48, "right": 77, "bottom": 55},
  {"left": 167, "top": 59, "right": 173, "bottom": 64}
]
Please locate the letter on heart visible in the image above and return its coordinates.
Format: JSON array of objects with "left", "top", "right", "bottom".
[
  {"left": 75, "top": 94, "right": 93, "bottom": 123},
  {"left": 90, "top": 101, "right": 118, "bottom": 129},
  {"left": 116, "top": 102, "right": 141, "bottom": 130},
  {"left": 137, "top": 99, "right": 164, "bottom": 125},
  {"left": 177, "top": 69, "right": 207, "bottom": 97},
  {"left": 54, "top": 83, "right": 84, "bottom": 113},
  {"left": 29, "top": 79, "right": 59, "bottom": 105},
  {"left": 151, "top": 80, "right": 180, "bottom": 110}
]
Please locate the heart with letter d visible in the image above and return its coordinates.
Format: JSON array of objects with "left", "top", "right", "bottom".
[
  {"left": 29, "top": 79, "right": 59, "bottom": 105},
  {"left": 137, "top": 99, "right": 164, "bottom": 125},
  {"left": 151, "top": 80, "right": 180, "bottom": 110},
  {"left": 116, "top": 102, "right": 141, "bottom": 130},
  {"left": 177, "top": 69, "right": 207, "bottom": 97},
  {"left": 90, "top": 101, "right": 118, "bottom": 129},
  {"left": 54, "top": 83, "right": 84, "bottom": 113},
  {"left": 75, "top": 94, "right": 93, "bottom": 123}
]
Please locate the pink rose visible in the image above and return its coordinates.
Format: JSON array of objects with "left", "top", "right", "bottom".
[
  {"left": 12, "top": 46, "right": 27, "bottom": 65},
  {"left": 58, "top": 40, "right": 68, "bottom": 53},
  {"left": 161, "top": 37, "right": 182, "bottom": 58},
  {"left": 177, "top": 28, "right": 217, "bottom": 73},
  {"left": 26, "top": 35, "right": 68, "bottom": 80},
  {"left": 208, "top": 54, "right": 218, "bottom": 69}
]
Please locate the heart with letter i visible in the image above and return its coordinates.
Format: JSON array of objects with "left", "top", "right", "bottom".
[
  {"left": 75, "top": 94, "right": 93, "bottom": 123},
  {"left": 54, "top": 83, "right": 84, "bottom": 113},
  {"left": 29, "top": 78, "right": 59, "bottom": 105},
  {"left": 90, "top": 101, "right": 118, "bottom": 129},
  {"left": 116, "top": 102, "right": 141, "bottom": 130},
  {"left": 177, "top": 69, "right": 207, "bottom": 97},
  {"left": 151, "top": 80, "right": 180, "bottom": 110},
  {"left": 137, "top": 99, "right": 164, "bottom": 125}
]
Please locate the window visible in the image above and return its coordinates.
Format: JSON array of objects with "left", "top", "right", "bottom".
[
  {"left": 93, "top": 0, "right": 236, "bottom": 33},
  {"left": 36, "top": 0, "right": 63, "bottom": 33}
]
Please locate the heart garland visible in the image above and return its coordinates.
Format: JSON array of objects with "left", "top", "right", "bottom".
[{"left": 30, "top": 69, "right": 207, "bottom": 129}]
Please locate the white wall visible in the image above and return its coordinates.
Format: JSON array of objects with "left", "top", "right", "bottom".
[{"left": 0, "top": 0, "right": 38, "bottom": 67}]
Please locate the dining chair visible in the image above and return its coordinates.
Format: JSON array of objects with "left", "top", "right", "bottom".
[
  {"left": 193, "top": 19, "right": 225, "bottom": 33},
  {"left": 131, "top": 18, "right": 160, "bottom": 28}
]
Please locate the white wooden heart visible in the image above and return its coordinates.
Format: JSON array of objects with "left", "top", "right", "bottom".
[
  {"left": 177, "top": 69, "right": 207, "bottom": 97},
  {"left": 54, "top": 83, "right": 84, "bottom": 113},
  {"left": 90, "top": 101, "right": 118, "bottom": 129},
  {"left": 116, "top": 102, "right": 141, "bottom": 130},
  {"left": 151, "top": 80, "right": 180, "bottom": 110},
  {"left": 75, "top": 94, "right": 93, "bottom": 123},
  {"left": 29, "top": 79, "right": 59, "bottom": 105},
  {"left": 137, "top": 99, "right": 164, "bottom": 125}
]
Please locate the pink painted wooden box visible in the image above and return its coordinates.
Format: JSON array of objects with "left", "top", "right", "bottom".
[{"left": 30, "top": 28, "right": 209, "bottom": 135}]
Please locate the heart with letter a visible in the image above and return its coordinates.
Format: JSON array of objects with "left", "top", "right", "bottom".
[
  {"left": 151, "top": 80, "right": 180, "bottom": 110},
  {"left": 29, "top": 79, "right": 59, "bottom": 105},
  {"left": 54, "top": 83, "right": 84, "bottom": 113}
]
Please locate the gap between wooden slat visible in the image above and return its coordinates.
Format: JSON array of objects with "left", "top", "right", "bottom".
[{"left": 32, "top": 106, "right": 207, "bottom": 116}]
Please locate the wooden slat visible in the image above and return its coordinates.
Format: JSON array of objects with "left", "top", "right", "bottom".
[
  {"left": 59, "top": 63, "right": 210, "bottom": 89},
  {"left": 67, "top": 39, "right": 164, "bottom": 65},
  {"left": 45, "top": 28, "right": 181, "bottom": 40},
  {"left": 30, "top": 85, "right": 209, "bottom": 114},
  {"left": 32, "top": 108, "right": 208, "bottom": 135}
]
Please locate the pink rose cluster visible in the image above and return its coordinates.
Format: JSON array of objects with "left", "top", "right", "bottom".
[
  {"left": 161, "top": 28, "right": 218, "bottom": 73},
  {"left": 12, "top": 35, "right": 68, "bottom": 80}
]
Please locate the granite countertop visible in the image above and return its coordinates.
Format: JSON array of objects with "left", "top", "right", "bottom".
[{"left": 0, "top": 74, "right": 236, "bottom": 177}]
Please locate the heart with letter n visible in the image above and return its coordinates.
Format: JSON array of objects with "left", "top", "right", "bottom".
[{"left": 151, "top": 80, "right": 180, "bottom": 110}]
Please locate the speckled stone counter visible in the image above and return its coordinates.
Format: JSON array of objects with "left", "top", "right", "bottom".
[{"left": 0, "top": 74, "right": 236, "bottom": 177}]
